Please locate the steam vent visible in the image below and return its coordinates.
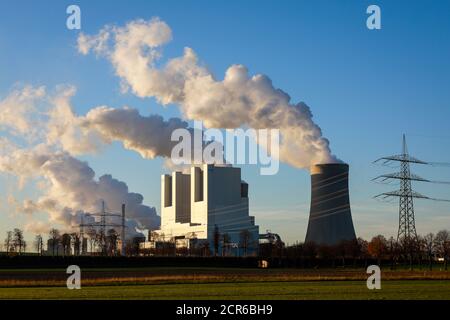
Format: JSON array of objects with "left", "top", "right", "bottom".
[{"left": 305, "top": 163, "right": 357, "bottom": 246}]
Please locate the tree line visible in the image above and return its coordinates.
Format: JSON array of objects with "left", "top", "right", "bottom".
[
  {"left": 1, "top": 227, "right": 140, "bottom": 257},
  {"left": 2, "top": 226, "right": 449, "bottom": 270},
  {"left": 2, "top": 229, "right": 27, "bottom": 254},
  {"left": 261, "top": 230, "right": 450, "bottom": 270}
]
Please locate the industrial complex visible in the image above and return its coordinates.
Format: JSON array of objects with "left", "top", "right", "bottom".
[
  {"left": 53, "top": 137, "right": 448, "bottom": 258},
  {"left": 141, "top": 164, "right": 260, "bottom": 255},
  {"left": 139, "top": 162, "right": 357, "bottom": 255},
  {"left": 50, "top": 162, "right": 359, "bottom": 256}
]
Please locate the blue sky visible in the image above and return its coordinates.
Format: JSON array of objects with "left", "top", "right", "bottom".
[{"left": 1, "top": 0, "right": 450, "bottom": 245}]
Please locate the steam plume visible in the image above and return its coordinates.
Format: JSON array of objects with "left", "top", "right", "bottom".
[
  {"left": 0, "top": 87, "right": 160, "bottom": 237},
  {"left": 78, "top": 18, "right": 339, "bottom": 168}
]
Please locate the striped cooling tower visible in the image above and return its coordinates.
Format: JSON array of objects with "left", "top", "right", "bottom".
[{"left": 305, "top": 163, "right": 357, "bottom": 245}]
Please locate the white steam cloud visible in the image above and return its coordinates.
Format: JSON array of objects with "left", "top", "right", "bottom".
[
  {"left": 0, "top": 143, "right": 160, "bottom": 236},
  {"left": 78, "top": 17, "right": 339, "bottom": 168},
  {"left": 0, "top": 85, "right": 46, "bottom": 139},
  {"left": 43, "top": 93, "right": 210, "bottom": 166},
  {"left": 81, "top": 107, "right": 191, "bottom": 159},
  {"left": 0, "top": 86, "right": 160, "bottom": 237}
]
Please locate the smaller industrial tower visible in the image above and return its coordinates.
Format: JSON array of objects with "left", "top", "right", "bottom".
[{"left": 374, "top": 135, "right": 450, "bottom": 242}]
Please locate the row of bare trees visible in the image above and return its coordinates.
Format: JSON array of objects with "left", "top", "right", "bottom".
[
  {"left": 2, "top": 227, "right": 124, "bottom": 257},
  {"left": 3, "top": 227, "right": 449, "bottom": 266},
  {"left": 46, "top": 227, "right": 123, "bottom": 256},
  {"left": 3, "top": 229, "right": 27, "bottom": 254},
  {"left": 364, "top": 231, "right": 450, "bottom": 270},
  {"left": 45, "top": 228, "right": 83, "bottom": 256},
  {"left": 262, "top": 230, "right": 450, "bottom": 270}
]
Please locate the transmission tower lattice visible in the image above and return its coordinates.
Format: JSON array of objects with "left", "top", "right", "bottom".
[
  {"left": 396, "top": 136, "right": 417, "bottom": 240},
  {"left": 78, "top": 201, "right": 127, "bottom": 256},
  {"left": 373, "top": 135, "right": 450, "bottom": 242}
]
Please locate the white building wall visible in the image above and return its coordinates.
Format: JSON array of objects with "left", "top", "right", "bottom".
[
  {"left": 161, "top": 174, "right": 174, "bottom": 227},
  {"left": 155, "top": 164, "right": 259, "bottom": 255}
]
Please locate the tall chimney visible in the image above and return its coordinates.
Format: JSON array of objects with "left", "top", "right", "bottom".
[{"left": 305, "top": 163, "right": 356, "bottom": 246}]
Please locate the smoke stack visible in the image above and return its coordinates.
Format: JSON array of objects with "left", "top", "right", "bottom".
[{"left": 305, "top": 163, "right": 356, "bottom": 246}]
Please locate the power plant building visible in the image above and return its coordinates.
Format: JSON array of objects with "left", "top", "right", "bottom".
[{"left": 148, "top": 164, "right": 259, "bottom": 255}]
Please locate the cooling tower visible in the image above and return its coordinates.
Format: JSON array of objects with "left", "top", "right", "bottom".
[{"left": 305, "top": 163, "right": 356, "bottom": 246}]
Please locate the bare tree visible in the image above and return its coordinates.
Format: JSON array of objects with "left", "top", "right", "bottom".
[
  {"left": 132, "top": 236, "right": 144, "bottom": 256},
  {"left": 200, "top": 241, "right": 210, "bottom": 257},
  {"left": 222, "top": 233, "right": 231, "bottom": 256},
  {"left": 346, "top": 239, "right": 361, "bottom": 267},
  {"left": 188, "top": 232, "right": 198, "bottom": 256},
  {"left": 61, "top": 233, "right": 72, "bottom": 256},
  {"left": 435, "top": 230, "right": 450, "bottom": 270},
  {"left": 87, "top": 227, "right": 97, "bottom": 254},
  {"left": 336, "top": 240, "right": 347, "bottom": 267},
  {"left": 71, "top": 233, "right": 81, "bottom": 256},
  {"left": 95, "top": 232, "right": 104, "bottom": 255},
  {"left": 49, "top": 228, "right": 60, "bottom": 256},
  {"left": 386, "top": 236, "right": 399, "bottom": 270},
  {"left": 303, "top": 241, "right": 317, "bottom": 261},
  {"left": 4, "top": 231, "right": 13, "bottom": 255},
  {"left": 357, "top": 237, "right": 369, "bottom": 267},
  {"left": 368, "top": 235, "right": 388, "bottom": 265},
  {"left": 423, "top": 233, "right": 435, "bottom": 271},
  {"left": 13, "top": 228, "right": 25, "bottom": 254},
  {"left": 399, "top": 236, "right": 418, "bottom": 270},
  {"left": 317, "top": 244, "right": 337, "bottom": 267},
  {"left": 239, "top": 229, "right": 252, "bottom": 257},
  {"left": 34, "top": 234, "right": 44, "bottom": 256},
  {"left": 106, "top": 229, "right": 119, "bottom": 256},
  {"left": 213, "top": 225, "right": 220, "bottom": 257}
]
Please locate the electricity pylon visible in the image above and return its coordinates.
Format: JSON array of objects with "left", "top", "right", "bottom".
[
  {"left": 373, "top": 135, "right": 450, "bottom": 242},
  {"left": 396, "top": 135, "right": 417, "bottom": 240},
  {"left": 78, "top": 201, "right": 127, "bottom": 256}
]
